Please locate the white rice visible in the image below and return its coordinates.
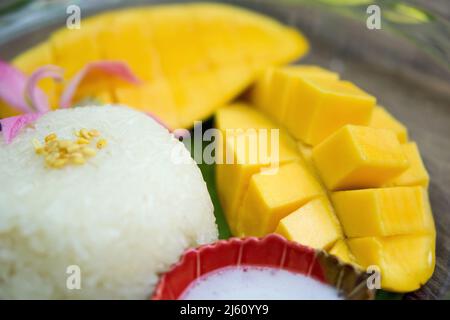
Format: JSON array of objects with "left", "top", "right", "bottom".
[{"left": 0, "top": 105, "right": 218, "bottom": 299}]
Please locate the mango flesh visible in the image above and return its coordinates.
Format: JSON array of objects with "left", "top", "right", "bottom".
[
  {"left": 275, "top": 196, "right": 343, "bottom": 250},
  {"left": 215, "top": 103, "right": 343, "bottom": 241},
  {"left": 1, "top": 3, "right": 308, "bottom": 130},
  {"left": 329, "top": 239, "right": 358, "bottom": 266},
  {"left": 215, "top": 104, "right": 301, "bottom": 234},
  {"left": 250, "top": 67, "right": 375, "bottom": 146},
  {"left": 332, "top": 186, "right": 434, "bottom": 238},
  {"left": 370, "top": 106, "right": 408, "bottom": 143},
  {"left": 237, "top": 161, "right": 324, "bottom": 237},
  {"left": 386, "top": 142, "right": 429, "bottom": 188},
  {"left": 347, "top": 234, "right": 435, "bottom": 292},
  {"left": 249, "top": 65, "right": 340, "bottom": 122},
  {"left": 216, "top": 64, "right": 435, "bottom": 292},
  {"left": 312, "top": 125, "right": 409, "bottom": 191}
]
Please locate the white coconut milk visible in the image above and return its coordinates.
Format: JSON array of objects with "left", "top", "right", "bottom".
[{"left": 180, "top": 266, "right": 342, "bottom": 300}]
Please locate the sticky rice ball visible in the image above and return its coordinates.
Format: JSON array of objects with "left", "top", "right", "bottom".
[{"left": 0, "top": 106, "right": 218, "bottom": 299}]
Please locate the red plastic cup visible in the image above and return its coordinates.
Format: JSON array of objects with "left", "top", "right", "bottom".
[{"left": 152, "top": 234, "right": 374, "bottom": 300}]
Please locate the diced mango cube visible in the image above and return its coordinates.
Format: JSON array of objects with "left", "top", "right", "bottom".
[
  {"left": 236, "top": 161, "right": 323, "bottom": 237},
  {"left": 282, "top": 77, "right": 375, "bottom": 145},
  {"left": 332, "top": 186, "right": 435, "bottom": 238},
  {"left": 249, "top": 68, "right": 275, "bottom": 114},
  {"left": 217, "top": 132, "right": 300, "bottom": 234},
  {"left": 329, "top": 239, "right": 358, "bottom": 266},
  {"left": 275, "top": 197, "right": 342, "bottom": 250},
  {"left": 215, "top": 104, "right": 301, "bottom": 234},
  {"left": 215, "top": 103, "right": 276, "bottom": 131},
  {"left": 347, "top": 234, "right": 435, "bottom": 292},
  {"left": 312, "top": 125, "right": 409, "bottom": 190},
  {"left": 386, "top": 142, "right": 429, "bottom": 187},
  {"left": 260, "top": 68, "right": 293, "bottom": 122},
  {"left": 250, "top": 66, "right": 340, "bottom": 124},
  {"left": 297, "top": 141, "right": 316, "bottom": 174},
  {"left": 370, "top": 106, "right": 408, "bottom": 143}
]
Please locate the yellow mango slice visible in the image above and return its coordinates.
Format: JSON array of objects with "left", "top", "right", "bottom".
[
  {"left": 100, "top": 11, "right": 161, "bottom": 82},
  {"left": 332, "top": 186, "right": 435, "bottom": 238},
  {"left": 386, "top": 142, "right": 429, "bottom": 187},
  {"left": 312, "top": 125, "right": 409, "bottom": 190},
  {"left": 276, "top": 75, "right": 375, "bottom": 145},
  {"left": 50, "top": 20, "right": 115, "bottom": 103},
  {"left": 114, "top": 81, "right": 178, "bottom": 129},
  {"left": 191, "top": 4, "right": 308, "bottom": 68},
  {"left": 329, "top": 239, "right": 358, "bottom": 266},
  {"left": 370, "top": 106, "right": 408, "bottom": 143},
  {"left": 2, "top": 4, "right": 308, "bottom": 129},
  {"left": 169, "top": 72, "right": 225, "bottom": 128},
  {"left": 50, "top": 26, "right": 101, "bottom": 78},
  {"left": 237, "top": 161, "right": 324, "bottom": 237},
  {"left": 275, "top": 197, "right": 342, "bottom": 250},
  {"left": 347, "top": 234, "right": 435, "bottom": 292}
]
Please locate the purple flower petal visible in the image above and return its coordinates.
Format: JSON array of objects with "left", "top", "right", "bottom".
[
  {"left": 25, "top": 65, "right": 64, "bottom": 112},
  {"left": 0, "top": 60, "right": 33, "bottom": 113},
  {"left": 0, "top": 113, "right": 44, "bottom": 144}
]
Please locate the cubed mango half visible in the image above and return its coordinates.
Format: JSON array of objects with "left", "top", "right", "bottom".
[
  {"left": 312, "top": 125, "right": 409, "bottom": 190},
  {"left": 332, "top": 186, "right": 435, "bottom": 238},
  {"left": 275, "top": 196, "right": 342, "bottom": 250}
]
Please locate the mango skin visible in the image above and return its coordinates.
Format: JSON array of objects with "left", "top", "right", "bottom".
[{"left": 312, "top": 125, "right": 409, "bottom": 191}]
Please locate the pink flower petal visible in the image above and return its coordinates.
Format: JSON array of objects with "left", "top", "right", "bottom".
[
  {"left": 0, "top": 113, "right": 44, "bottom": 144},
  {"left": 0, "top": 60, "right": 33, "bottom": 113},
  {"left": 25, "top": 65, "right": 64, "bottom": 112},
  {"left": 60, "top": 61, "right": 141, "bottom": 108}
]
